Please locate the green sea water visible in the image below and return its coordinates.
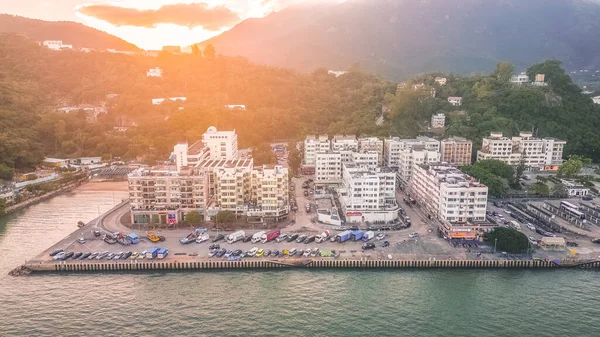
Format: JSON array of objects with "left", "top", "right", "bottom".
[{"left": 1, "top": 190, "right": 599, "bottom": 336}]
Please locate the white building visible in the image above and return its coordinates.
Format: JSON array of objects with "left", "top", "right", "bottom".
[
  {"left": 224, "top": 105, "right": 246, "bottom": 110},
  {"left": 339, "top": 164, "right": 399, "bottom": 223},
  {"left": 328, "top": 70, "right": 347, "bottom": 77},
  {"left": 510, "top": 72, "right": 530, "bottom": 84},
  {"left": 410, "top": 163, "right": 488, "bottom": 223},
  {"left": 147, "top": 67, "right": 163, "bottom": 77},
  {"left": 477, "top": 132, "right": 565, "bottom": 170},
  {"left": 129, "top": 128, "right": 289, "bottom": 224},
  {"left": 304, "top": 135, "right": 331, "bottom": 166},
  {"left": 561, "top": 180, "right": 590, "bottom": 197},
  {"left": 42, "top": 40, "right": 73, "bottom": 50},
  {"left": 592, "top": 96, "right": 600, "bottom": 105},
  {"left": 384, "top": 137, "right": 440, "bottom": 168},
  {"left": 532, "top": 74, "right": 547, "bottom": 86},
  {"left": 315, "top": 151, "right": 342, "bottom": 185},
  {"left": 332, "top": 135, "right": 359, "bottom": 152},
  {"left": 397, "top": 146, "right": 441, "bottom": 186},
  {"left": 431, "top": 113, "right": 446, "bottom": 128},
  {"left": 435, "top": 77, "right": 447, "bottom": 86},
  {"left": 0, "top": 183, "right": 15, "bottom": 203},
  {"left": 358, "top": 137, "right": 384, "bottom": 165},
  {"left": 151, "top": 97, "right": 187, "bottom": 105},
  {"left": 447, "top": 97, "right": 463, "bottom": 106}
]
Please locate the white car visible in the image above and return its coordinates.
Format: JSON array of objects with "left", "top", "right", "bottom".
[
  {"left": 504, "top": 209, "right": 512, "bottom": 214},
  {"left": 276, "top": 234, "right": 288, "bottom": 243},
  {"left": 196, "top": 234, "right": 209, "bottom": 244},
  {"left": 376, "top": 233, "right": 386, "bottom": 241},
  {"left": 409, "top": 232, "right": 419, "bottom": 238},
  {"left": 303, "top": 250, "right": 311, "bottom": 257},
  {"left": 77, "top": 237, "right": 86, "bottom": 244},
  {"left": 248, "top": 247, "right": 258, "bottom": 257},
  {"left": 526, "top": 223, "right": 536, "bottom": 231}
]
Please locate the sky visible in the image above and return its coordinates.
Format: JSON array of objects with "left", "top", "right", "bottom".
[{"left": 2, "top": 0, "right": 328, "bottom": 49}]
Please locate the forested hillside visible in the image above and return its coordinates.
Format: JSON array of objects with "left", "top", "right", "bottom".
[
  {"left": 199, "top": 0, "right": 600, "bottom": 80},
  {"left": 1, "top": 33, "right": 600, "bottom": 178},
  {"left": 0, "top": 14, "right": 139, "bottom": 51}
]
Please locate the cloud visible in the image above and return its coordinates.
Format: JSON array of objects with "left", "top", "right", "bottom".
[{"left": 77, "top": 2, "right": 241, "bottom": 31}]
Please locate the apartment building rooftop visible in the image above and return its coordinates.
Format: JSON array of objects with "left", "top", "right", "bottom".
[
  {"left": 333, "top": 134, "right": 357, "bottom": 141},
  {"left": 187, "top": 140, "right": 206, "bottom": 155},
  {"left": 418, "top": 163, "right": 486, "bottom": 188}
]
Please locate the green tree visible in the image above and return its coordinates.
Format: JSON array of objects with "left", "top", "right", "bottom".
[
  {"left": 0, "top": 198, "right": 6, "bottom": 214},
  {"left": 191, "top": 44, "right": 202, "bottom": 57},
  {"left": 252, "top": 143, "right": 278, "bottom": 166},
  {"left": 484, "top": 227, "right": 530, "bottom": 253},
  {"left": 26, "top": 173, "right": 38, "bottom": 181},
  {"left": 215, "top": 210, "right": 236, "bottom": 227},
  {"left": 558, "top": 155, "right": 585, "bottom": 178},
  {"left": 185, "top": 211, "right": 204, "bottom": 226},
  {"left": 0, "top": 164, "right": 14, "bottom": 181},
  {"left": 288, "top": 145, "right": 302, "bottom": 177},
  {"left": 204, "top": 44, "right": 216, "bottom": 58},
  {"left": 531, "top": 181, "right": 550, "bottom": 196},
  {"left": 551, "top": 183, "right": 568, "bottom": 197},
  {"left": 493, "top": 62, "right": 515, "bottom": 83}
]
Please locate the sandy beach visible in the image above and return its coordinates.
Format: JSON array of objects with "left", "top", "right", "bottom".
[{"left": 76, "top": 181, "right": 128, "bottom": 192}]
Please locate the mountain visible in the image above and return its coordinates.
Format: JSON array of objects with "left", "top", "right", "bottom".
[
  {"left": 0, "top": 14, "right": 140, "bottom": 51},
  {"left": 197, "top": 0, "right": 600, "bottom": 80}
]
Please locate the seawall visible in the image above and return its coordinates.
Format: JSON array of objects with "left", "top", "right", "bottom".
[{"left": 16, "top": 258, "right": 600, "bottom": 275}]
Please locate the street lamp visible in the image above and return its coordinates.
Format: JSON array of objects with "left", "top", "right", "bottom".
[{"left": 494, "top": 238, "right": 498, "bottom": 254}]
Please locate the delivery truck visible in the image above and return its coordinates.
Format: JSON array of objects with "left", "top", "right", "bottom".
[
  {"left": 157, "top": 248, "right": 168, "bottom": 259},
  {"left": 362, "top": 231, "right": 375, "bottom": 241},
  {"left": 146, "top": 247, "right": 159, "bottom": 259},
  {"left": 227, "top": 230, "right": 246, "bottom": 244},
  {"left": 351, "top": 230, "right": 365, "bottom": 241},
  {"left": 252, "top": 231, "right": 266, "bottom": 243},
  {"left": 337, "top": 230, "right": 353, "bottom": 243},
  {"left": 261, "top": 229, "right": 281, "bottom": 243}
]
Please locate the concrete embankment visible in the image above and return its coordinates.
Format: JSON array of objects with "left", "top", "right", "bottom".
[
  {"left": 2, "top": 180, "right": 85, "bottom": 216},
  {"left": 15, "top": 258, "right": 600, "bottom": 275}
]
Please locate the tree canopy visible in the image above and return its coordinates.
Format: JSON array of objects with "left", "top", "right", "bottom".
[
  {"left": 461, "top": 160, "right": 515, "bottom": 197},
  {"left": 484, "top": 227, "right": 530, "bottom": 254}
]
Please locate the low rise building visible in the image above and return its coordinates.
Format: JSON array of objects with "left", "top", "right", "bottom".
[
  {"left": 147, "top": 67, "right": 163, "bottom": 77},
  {"left": 151, "top": 97, "right": 186, "bottom": 105},
  {"left": 440, "top": 137, "right": 473, "bottom": 166},
  {"left": 435, "top": 77, "right": 447, "bottom": 86},
  {"left": 315, "top": 151, "right": 342, "bottom": 185},
  {"left": 42, "top": 40, "right": 73, "bottom": 50},
  {"left": 447, "top": 96, "right": 463, "bottom": 106},
  {"left": 384, "top": 136, "right": 440, "bottom": 168},
  {"left": 561, "top": 180, "right": 590, "bottom": 197},
  {"left": 410, "top": 163, "right": 488, "bottom": 223},
  {"left": 397, "top": 146, "right": 441, "bottom": 186},
  {"left": 593, "top": 96, "right": 600, "bottom": 105},
  {"left": 431, "top": 113, "right": 446, "bottom": 128},
  {"left": 532, "top": 74, "right": 547, "bottom": 86},
  {"left": 0, "top": 183, "right": 15, "bottom": 203},
  {"left": 332, "top": 135, "right": 359, "bottom": 152},
  {"left": 510, "top": 72, "right": 530, "bottom": 84}
]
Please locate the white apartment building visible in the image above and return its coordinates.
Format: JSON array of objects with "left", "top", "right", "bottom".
[
  {"left": 304, "top": 135, "right": 331, "bottom": 166},
  {"left": 510, "top": 72, "right": 530, "bottom": 84},
  {"left": 315, "top": 151, "right": 342, "bottom": 185},
  {"left": 447, "top": 97, "right": 463, "bottom": 106},
  {"left": 410, "top": 163, "right": 488, "bottom": 224},
  {"left": 332, "top": 135, "right": 359, "bottom": 152},
  {"left": 431, "top": 113, "right": 446, "bottom": 128},
  {"left": 147, "top": 67, "right": 163, "bottom": 77},
  {"left": 477, "top": 132, "right": 565, "bottom": 169},
  {"left": 129, "top": 128, "right": 289, "bottom": 224},
  {"left": 440, "top": 137, "right": 473, "bottom": 166},
  {"left": 339, "top": 164, "right": 399, "bottom": 223},
  {"left": 351, "top": 151, "right": 379, "bottom": 169},
  {"left": 358, "top": 137, "right": 384, "bottom": 165},
  {"left": 384, "top": 137, "right": 440, "bottom": 168},
  {"left": 397, "top": 146, "right": 441, "bottom": 186},
  {"left": 203, "top": 126, "right": 238, "bottom": 160}
]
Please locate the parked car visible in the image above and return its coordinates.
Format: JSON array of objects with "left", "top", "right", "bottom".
[
  {"left": 382, "top": 241, "right": 390, "bottom": 248},
  {"left": 304, "top": 236, "right": 315, "bottom": 244},
  {"left": 409, "top": 232, "right": 419, "bottom": 238},
  {"left": 287, "top": 234, "right": 299, "bottom": 242},
  {"left": 376, "top": 233, "right": 386, "bottom": 241},
  {"left": 77, "top": 238, "right": 86, "bottom": 244},
  {"left": 49, "top": 249, "right": 64, "bottom": 257},
  {"left": 248, "top": 247, "right": 258, "bottom": 257},
  {"left": 264, "top": 250, "right": 272, "bottom": 257},
  {"left": 209, "top": 244, "right": 221, "bottom": 250},
  {"left": 256, "top": 249, "right": 265, "bottom": 257},
  {"left": 273, "top": 250, "right": 280, "bottom": 257},
  {"left": 72, "top": 252, "right": 83, "bottom": 259},
  {"left": 296, "top": 234, "right": 307, "bottom": 243},
  {"left": 276, "top": 234, "right": 288, "bottom": 243},
  {"left": 243, "top": 235, "right": 253, "bottom": 243},
  {"left": 362, "top": 243, "right": 376, "bottom": 250},
  {"left": 592, "top": 238, "right": 600, "bottom": 244},
  {"left": 288, "top": 248, "right": 297, "bottom": 256},
  {"left": 212, "top": 234, "right": 225, "bottom": 243}
]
